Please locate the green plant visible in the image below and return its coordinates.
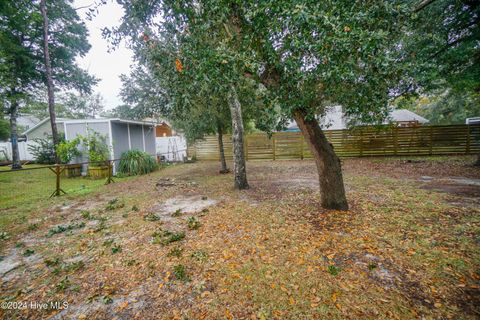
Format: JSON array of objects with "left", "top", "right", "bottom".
[
  {"left": 56, "top": 137, "right": 81, "bottom": 164},
  {"left": 80, "top": 131, "right": 110, "bottom": 164},
  {"left": 144, "top": 212, "right": 160, "bottom": 221},
  {"left": 173, "top": 264, "right": 190, "bottom": 282},
  {"left": 368, "top": 263, "right": 377, "bottom": 271},
  {"left": 191, "top": 250, "right": 208, "bottom": 262},
  {"left": 47, "top": 221, "right": 85, "bottom": 237},
  {"left": 131, "top": 205, "right": 139, "bottom": 212},
  {"left": 23, "top": 248, "right": 35, "bottom": 256},
  {"left": 0, "top": 232, "right": 10, "bottom": 241},
  {"left": 171, "top": 209, "right": 182, "bottom": 217},
  {"left": 28, "top": 135, "right": 65, "bottom": 164},
  {"left": 187, "top": 217, "right": 201, "bottom": 230},
  {"left": 167, "top": 247, "right": 184, "bottom": 257},
  {"left": 111, "top": 244, "right": 122, "bottom": 254},
  {"left": 105, "top": 198, "right": 125, "bottom": 211},
  {"left": 80, "top": 210, "right": 92, "bottom": 219},
  {"left": 44, "top": 257, "right": 61, "bottom": 267},
  {"left": 151, "top": 230, "right": 185, "bottom": 245},
  {"left": 327, "top": 265, "right": 340, "bottom": 276},
  {"left": 118, "top": 150, "right": 157, "bottom": 176},
  {"left": 27, "top": 223, "right": 39, "bottom": 231},
  {"left": 55, "top": 276, "right": 71, "bottom": 292}
]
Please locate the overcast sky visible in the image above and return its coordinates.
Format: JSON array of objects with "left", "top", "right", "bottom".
[{"left": 74, "top": 0, "right": 133, "bottom": 110}]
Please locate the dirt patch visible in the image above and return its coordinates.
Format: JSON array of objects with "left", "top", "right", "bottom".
[{"left": 420, "top": 177, "right": 480, "bottom": 198}]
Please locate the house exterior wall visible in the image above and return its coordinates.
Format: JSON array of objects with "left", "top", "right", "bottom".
[
  {"left": 65, "top": 123, "right": 88, "bottom": 163},
  {"left": 144, "top": 125, "right": 156, "bottom": 155},
  {"left": 26, "top": 121, "right": 64, "bottom": 141},
  {"left": 155, "top": 123, "right": 172, "bottom": 137},
  {"left": 111, "top": 122, "right": 130, "bottom": 159},
  {"left": 129, "top": 124, "right": 144, "bottom": 151}
]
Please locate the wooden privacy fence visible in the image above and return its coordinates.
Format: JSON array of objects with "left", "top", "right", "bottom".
[{"left": 187, "top": 124, "right": 480, "bottom": 161}]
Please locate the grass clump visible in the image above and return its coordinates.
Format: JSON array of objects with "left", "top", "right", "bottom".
[
  {"left": 144, "top": 212, "right": 160, "bottom": 222},
  {"left": 171, "top": 209, "right": 182, "bottom": 217},
  {"left": 173, "top": 264, "right": 190, "bottom": 282},
  {"left": 111, "top": 244, "right": 122, "bottom": 254},
  {"left": 47, "top": 221, "right": 85, "bottom": 237},
  {"left": 187, "top": 217, "right": 201, "bottom": 230},
  {"left": 151, "top": 230, "right": 185, "bottom": 245},
  {"left": 105, "top": 198, "right": 125, "bottom": 211},
  {"left": 191, "top": 250, "right": 208, "bottom": 262},
  {"left": 23, "top": 248, "right": 35, "bottom": 257},
  {"left": 118, "top": 150, "right": 157, "bottom": 176},
  {"left": 167, "top": 247, "right": 184, "bottom": 257},
  {"left": 0, "top": 231, "right": 10, "bottom": 241},
  {"left": 327, "top": 265, "right": 340, "bottom": 276}
]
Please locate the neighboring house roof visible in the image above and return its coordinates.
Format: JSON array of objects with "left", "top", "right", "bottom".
[
  {"left": 17, "top": 115, "right": 40, "bottom": 130},
  {"left": 285, "top": 106, "right": 429, "bottom": 131},
  {"left": 390, "top": 109, "right": 429, "bottom": 123},
  {"left": 22, "top": 117, "right": 70, "bottom": 136},
  {"left": 23, "top": 117, "right": 157, "bottom": 136}
]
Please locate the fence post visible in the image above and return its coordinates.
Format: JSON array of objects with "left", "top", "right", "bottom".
[
  {"left": 105, "top": 160, "right": 114, "bottom": 185},
  {"left": 272, "top": 134, "right": 276, "bottom": 160},
  {"left": 300, "top": 134, "right": 304, "bottom": 160},
  {"left": 49, "top": 164, "right": 66, "bottom": 198},
  {"left": 466, "top": 125, "right": 471, "bottom": 154},
  {"left": 429, "top": 126, "right": 433, "bottom": 155},
  {"left": 359, "top": 129, "right": 364, "bottom": 157},
  {"left": 394, "top": 127, "right": 398, "bottom": 155},
  {"left": 244, "top": 135, "right": 248, "bottom": 161}
]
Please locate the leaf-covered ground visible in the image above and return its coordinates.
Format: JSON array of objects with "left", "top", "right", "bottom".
[{"left": 1, "top": 156, "right": 479, "bottom": 319}]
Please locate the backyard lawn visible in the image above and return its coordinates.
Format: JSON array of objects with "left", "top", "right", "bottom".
[{"left": 0, "top": 156, "right": 479, "bottom": 319}]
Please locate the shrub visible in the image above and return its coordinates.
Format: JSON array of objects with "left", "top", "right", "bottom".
[
  {"left": 56, "top": 137, "right": 81, "bottom": 164},
  {"left": 118, "top": 150, "right": 157, "bottom": 176},
  {"left": 80, "top": 131, "right": 110, "bottom": 164},
  {"left": 28, "top": 135, "right": 65, "bottom": 164}
]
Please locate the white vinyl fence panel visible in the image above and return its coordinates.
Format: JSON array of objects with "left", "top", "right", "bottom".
[
  {"left": 156, "top": 136, "right": 187, "bottom": 162},
  {"left": 0, "top": 141, "right": 37, "bottom": 161}
]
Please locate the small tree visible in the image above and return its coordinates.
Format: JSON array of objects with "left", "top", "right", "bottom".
[
  {"left": 80, "top": 131, "right": 110, "bottom": 165},
  {"left": 56, "top": 137, "right": 81, "bottom": 164}
]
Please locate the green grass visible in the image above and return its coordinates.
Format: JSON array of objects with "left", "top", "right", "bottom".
[{"left": 0, "top": 164, "right": 132, "bottom": 235}]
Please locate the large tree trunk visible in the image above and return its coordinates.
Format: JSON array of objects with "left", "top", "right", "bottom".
[
  {"left": 217, "top": 122, "right": 229, "bottom": 174},
  {"left": 9, "top": 100, "right": 22, "bottom": 170},
  {"left": 293, "top": 109, "right": 348, "bottom": 210},
  {"left": 40, "top": 0, "right": 59, "bottom": 164},
  {"left": 227, "top": 85, "right": 248, "bottom": 189}
]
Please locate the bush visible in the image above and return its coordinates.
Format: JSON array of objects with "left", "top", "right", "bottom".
[
  {"left": 80, "top": 131, "right": 110, "bottom": 164},
  {"left": 56, "top": 137, "right": 81, "bottom": 164},
  {"left": 118, "top": 150, "right": 157, "bottom": 176},
  {"left": 28, "top": 135, "right": 65, "bottom": 164}
]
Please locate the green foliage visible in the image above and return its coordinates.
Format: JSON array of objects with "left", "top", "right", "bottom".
[
  {"left": 80, "top": 131, "right": 110, "bottom": 163},
  {"left": 111, "top": 244, "right": 122, "bottom": 254},
  {"left": 187, "top": 217, "right": 201, "bottom": 230},
  {"left": 167, "top": 247, "right": 184, "bottom": 257},
  {"left": 105, "top": 198, "right": 125, "bottom": 211},
  {"left": 143, "top": 212, "right": 160, "bottom": 222},
  {"left": 171, "top": 209, "right": 182, "bottom": 217},
  {"left": 151, "top": 230, "right": 185, "bottom": 245},
  {"left": 396, "top": 91, "right": 480, "bottom": 125},
  {"left": 47, "top": 221, "right": 85, "bottom": 237},
  {"left": 23, "top": 248, "right": 35, "bottom": 256},
  {"left": 0, "top": 118, "right": 9, "bottom": 141},
  {"left": 173, "top": 264, "right": 190, "bottom": 282},
  {"left": 56, "top": 137, "right": 81, "bottom": 164},
  {"left": 28, "top": 135, "right": 65, "bottom": 164},
  {"left": 191, "top": 250, "right": 208, "bottom": 262},
  {"left": 118, "top": 150, "right": 157, "bottom": 176},
  {"left": 327, "top": 265, "right": 340, "bottom": 276}
]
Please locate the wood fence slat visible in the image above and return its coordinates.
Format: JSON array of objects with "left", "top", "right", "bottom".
[{"left": 190, "top": 125, "right": 480, "bottom": 160}]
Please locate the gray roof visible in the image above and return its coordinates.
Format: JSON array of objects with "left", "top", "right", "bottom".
[
  {"left": 390, "top": 109, "right": 429, "bottom": 123},
  {"left": 285, "top": 107, "right": 429, "bottom": 131}
]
